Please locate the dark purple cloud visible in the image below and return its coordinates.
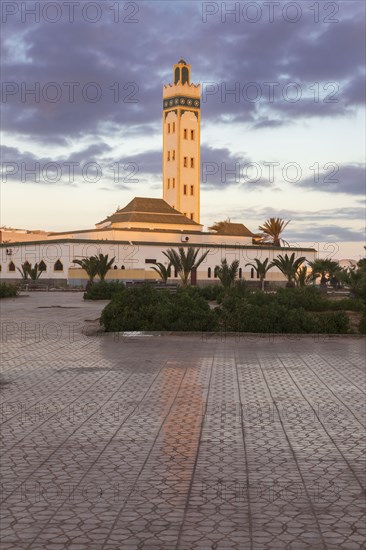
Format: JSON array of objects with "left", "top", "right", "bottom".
[
  {"left": 1, "top": 1, "right": 364, "bottom": 145},
  {"left": 299, "top": 164, "right": 366, "bottom": 195}
]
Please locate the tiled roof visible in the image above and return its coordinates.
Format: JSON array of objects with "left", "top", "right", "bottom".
[
  {"left": 212, "top": 222, "right": 257, "bottom": 237},
  {"left": 97, "top": 197, "right": 201, "bottom": 227}
]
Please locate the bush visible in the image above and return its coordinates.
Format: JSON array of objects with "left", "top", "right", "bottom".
[
  {"left": 167, "top": 287, "right": 218, "bottom": 331},
  {"left": 100, "top": 285, "right": 167, "bottom": 331},
  {"left": 198, "top": 284, "right": 224, "bottom": 302},
  {"left": 275, "top": 286, "right": 328, "bottom": 311},
  {"left": 327, "top": 298, "right": 364, "bottom": 312},
  {"left": 220, "top": 302, "right": 315, "bottom": 333},
  {"left": 312, "top": 311, "right": 351, "bottom": 334},
  {"left": 100, "top": 283, "right": 354, "bottom": 335},
  {"left": 219, "top": 289, "right": 351, "bottom": 334},
  {"left": 84, "top": 281, "right": 125, "bottom": 300},
  {"left": 359, "top": 309, "right": 366, "bottom": 334},
  {"left": 0, "top": 283, "right": 19, "bottom": 298},
  {"left": 100, "top": 285, "right": 218, "bottom": 332}
]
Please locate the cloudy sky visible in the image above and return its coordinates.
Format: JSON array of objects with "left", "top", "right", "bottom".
[{"left": 1, "top": 0, "right": 365, "bottom": 259}]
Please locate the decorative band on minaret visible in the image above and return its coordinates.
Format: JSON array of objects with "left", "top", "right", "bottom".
[{"left": 162, "top": 60, "right": 201, "bottom": 224}]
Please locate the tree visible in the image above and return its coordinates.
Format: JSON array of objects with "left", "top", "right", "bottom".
[
  {"left": 162, "top": 247, "right": 210, "bottom": 287},
  {"left": 95, "top": 253, "right": 115, "bottom": 281},
  {"left": 295, "top": 265, "right": 309, "bottom": 288},
  {"left": 150, "top": 262, "right": 171, "bottom": 283},
  {"left": 270, "top": 253, "right": 306, "bottom": 288},
  {"left": 308, "top": 259, "right": 340, "bottom": 288},
  {"left": 341, "top": 259, "right": 366, "bottom": 300},
  {"left": 28, "top": 264, "right": 43, "bottom": 281},
  {"left": 17, "top": 262, "right": 30, "bottom": 280},
  {"left": 73, "top": 257, "right": 100, "bottom": 287},
  {"left": 17, "top": 262, "right": 42, "bottom": 280},
  {"left": 258, "top": 218, "right": 290, "bottom": 246},
  {"left": 208, "top": 218, "right": 231, "bottom": 232},
  {"left": 214, "top": 259, "right": 239, "bottom": 290},
  {"left": 245, "top": 258, "right": 272, "bottom": 290}
]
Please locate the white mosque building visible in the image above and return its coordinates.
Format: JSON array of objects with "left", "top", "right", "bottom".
[{"left": 0, "top": 60, "right": 315, "bottom": 286}]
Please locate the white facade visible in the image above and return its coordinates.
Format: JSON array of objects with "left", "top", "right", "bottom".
[{"left": 0, "top": 238, "right": 316, "bottom": 285}]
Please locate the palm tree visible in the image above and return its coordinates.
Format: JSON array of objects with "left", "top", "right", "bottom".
[
  {"left": 17, "top": 262, "right": 30, "bottom": 280},
  {"left": 28, "top": 264, "right": 43, "bottom": 281},
  {"left": 95, "top": 253, "right": 115, "bottom": 281},
  {"left": 270, "top": 253, "right": 306, "bottom": 288},
  {"left": 295, "top": 265, "right": 308, "bottom": 288},
  {"left": 73, "top": 257, "right": 100, "bottom": 287},
  {"left": 208, "top": 218, "right": 231, "bottom": 232},
  {"left": 17, "top": 262, "right": 42, "bottom": 280},
  {"left": 162, "top": 247, "right": 210, "bottom": 287},
  {"left": 150, "top": 262, "right": 171, "bottom": 283},
  {"left": 258, "top": 218, "right": 290, "bottom": 246},
  {"left": 308, "top": 259, "right": 340, "bottom": 289},
  {"left": 214, "top": 259, "right": 239, "bottom": 290},
  {"left": 245, "top": 258, "right": 272, "bottom": 290}
]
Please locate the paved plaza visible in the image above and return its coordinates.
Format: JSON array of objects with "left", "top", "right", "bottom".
[{"left": 0, "top": 293, "right": 365, "bottom": 550}]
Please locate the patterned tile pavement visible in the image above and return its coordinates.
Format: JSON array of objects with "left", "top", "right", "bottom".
[{"left": 0, "top": 293, "right": 365, "bottom": 550}]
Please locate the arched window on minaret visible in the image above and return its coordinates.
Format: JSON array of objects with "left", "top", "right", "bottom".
[
  {"left": 174, "top": 67, "right": 180, "bottom": 84},
  {"left": 182, "top": 67, "right": 189, "bottom": 84}
]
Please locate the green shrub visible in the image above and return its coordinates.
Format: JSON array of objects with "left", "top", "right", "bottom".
[
  {"left": 84, "top": 281, "right": 125, "bottom": 300},
  {"left": 312, "top": 311, "right": 351, "bottom": 334},
  {"left": 219, "top": 294, "right": 351, "bottom": 334},
  {"left": 358, "top": 309, "right": 366, "bottom": 334},
  {"left": 100, "top": 283, "right": 353, "bottom": 335},
  {"left": 100, "top": 285, "right": 167, "bottom": 331},
  {"left": 100, "top": 285, "right": 218, "bottom": 332},
  {"left": 198, "top": 284, "right": 224, "bottom": 302},
  {"left": 220, "top": 302, "right": 315, "bottom": 333},
  {"left": 0, "top": 283, "right": 19, "bottom": 298},
  {"left": 327, "top": 298, "right": 364, "bottom": 312},
  {"left": 167, "top": 287, "right": 218, "bottom": 331},
  {"left": 275, "top": 286, "right": 328, "bottom": 311}
]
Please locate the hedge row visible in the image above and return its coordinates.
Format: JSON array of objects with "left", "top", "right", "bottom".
[{"left": 100, "top": 284, "right": 358, "bottom": 334}]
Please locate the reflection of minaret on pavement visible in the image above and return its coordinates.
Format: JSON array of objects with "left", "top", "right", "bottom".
[{"left": 162, "top": 59, "right": 201, "bottom": 223}]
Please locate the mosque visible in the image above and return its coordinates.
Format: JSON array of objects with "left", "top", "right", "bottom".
[{"left": 0, "top": 60, "right": 315, "bottom": 285}]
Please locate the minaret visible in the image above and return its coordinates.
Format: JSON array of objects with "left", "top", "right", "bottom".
[{"left": 162, "top": 59, "right": 201, "bottom": 223}]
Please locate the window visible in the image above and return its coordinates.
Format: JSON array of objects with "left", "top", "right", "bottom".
[
  {"left": 113, "top": 265, "right": 117, "bottom": 270},
  {"left": 190, "top": 157, "right": 194, "bottom": 168},
  {"left": 174, "top": 268, "right": 178, "bottom": 278},
  {"left": 39, "top": 260, "right": 47, "bottom": 272},
  {"left": 191, "top": 129, "right": 194, "bottom": 140},
  {"left": 190, "top": 185, "right": 194, "bottom": 195},
  {"left": 54, "top": 260, "right": 63, "bottom": 271},
  {"left": 257, "top": 271, "right": 260, "bottom": 279},
  {"left": 250, "top": 268, "right": 254, "bottom": 279},
  {"left": 167, "top": 178, "right": 170, "bottom": 189},
  {"left": 214, "top": 267, "right": 218, "bottom": 279},
  {"left": 190, "top": 213, "right": 194, "bottom": 220},
  {"left": 145, "top": 259, "right": 157, "bottom": 264},
  {"left": 183, "top": 129, "right": 187, "bottom": 139},
  {"left": 183, "top": 157, "right": 187, "bottom": 167},
  {"left": 8, "top": 261, "right": 15, "bottom": 272},
  {"left": 167, "top": 151, "right": 171, "bottom": 161},
  {"left": 172, "top": 177, "right": 175, "bottom": 188},
  {"left": 167, "top": 123, "right": 170, "bottom": 134},
  {"left": 172, "top": 150, "right": 175, "bottom": 160},
  {"left": 183, "top": 185, "right": 187, "bottom": 195},
  {"left": 121, "top": 265, "right": 125, "bottom": 270},
  {"left": 239, "top": 268, "right": 242, "bottom": 279},
  {"left": 173, "top": 122, "right": 175, "bottom": 132},
  {"left": 208, "top": 267, "right": 211, "bottom": 278},
  {"left": 183, "top": 212, "right": 187, "bottom": 217}
]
